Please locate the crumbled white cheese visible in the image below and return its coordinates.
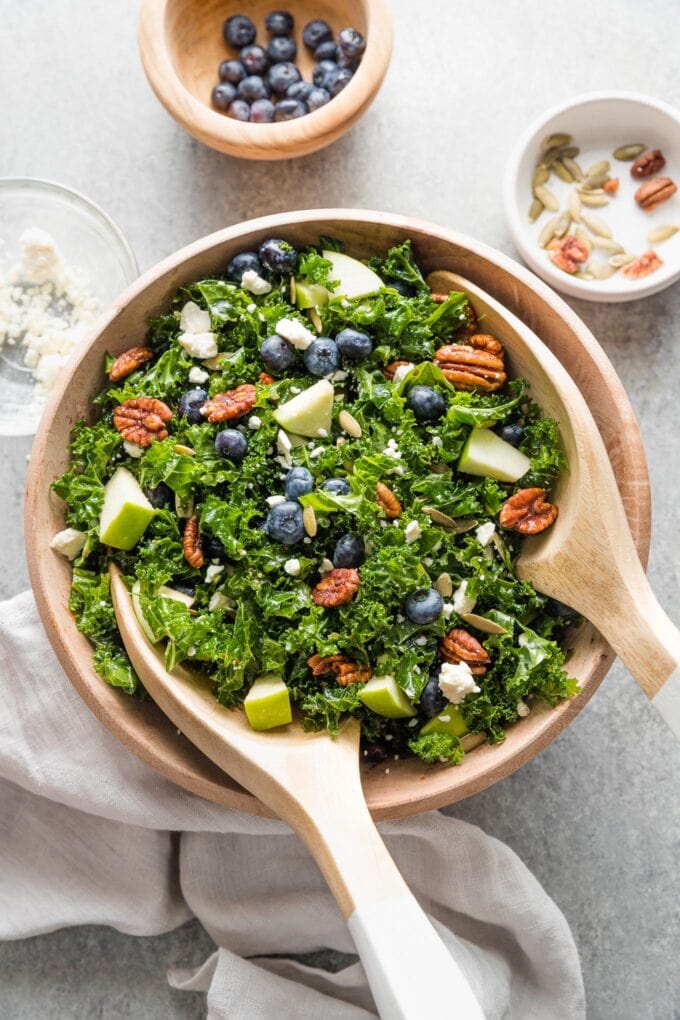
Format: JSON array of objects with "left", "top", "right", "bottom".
[
  {"left": 179, "top": 332, "right": 219, "bottom": 359},
  {"left": 246, "top": 302, "right": 257, "bottom": 313},
  {"left": 432, "top": 435, "right": 443, "bottom": 448},
  {"left": 404, "top": 520, "right": 422, "bottom": 544},
  {"left": 209, "top": 591, "right": 232, "bottom": 612},
  {"left": 382, "top": 438, "right": 402, "bottom": 460},
  {"left": 205, "top": 564, "right": 224, "bottom": 583},
  {"left": 275, "top": 317, "right": 314, "bottom": 350},
  {"left": 475, "top": 522, "right": 496, "bottom": 547},
  {"left": 188, "top": 366, "right": 209, "bottom": 385},
  {"left": 266, "top": 494, "right": 286, "bottom": 507},
  {"left": 310, "top": 446, "right": 325, "bottom": 458},
  {"left": 241, "top": 269, "right": 272, "bottom": 295},
  {"left": 247, "top": 415, "right": 261, "bottom": 430},
  {"left": 317, "top": 428, "right": 328, "bottom": 437},
  {"left": 50, "top": 527, "right": 86, "bottom": 560},
  {"left": 123, "top": 440, "right": 144, "bottom": 459},
  {"left": 517, "top": 699, "right": 530, "bottom": 718},
  {"left": 331, "top": 369, "right": 347, "bottom": 382},
  {"left": 284, "top": 558, "right": 301, "bottom": 576},
  {"left": 391, "top": 362, "right": 414, "bottom": 386},
  {"left": 415, "top": 636, "right": 428, "bottom": 646},
  {"left": 438, "top": 661, "right": 481, "bottom": 705},
  {"left": 290, "top": 386, "right": 301, "bottom": 395},
  {"left": 179, "top": 301, "right": 211, "bottom": 334},
  {"left": 276, "top": 429, "right": 292, "bottom": 468},
  {"left": 452, "top": 579, "right": 477, "bottom": 616},
  {"left": 442, "top": 602, "right": 454, "bottom": 619},
  {"left": 320, "top": 557, "right": 334, "bottom": 574}
]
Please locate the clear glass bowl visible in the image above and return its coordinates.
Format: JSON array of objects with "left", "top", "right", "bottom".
[{"left": 0, "top": 178, "right": 138, "bottom": 436}]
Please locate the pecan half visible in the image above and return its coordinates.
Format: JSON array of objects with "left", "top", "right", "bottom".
[
  {"left": 635, "top": 177, "right": 677, "bottom": 211},
  {"left": 376, "top": 481, "right": 402, "bottom": 519},
  {"left": 308, "top": 653, "right": 373, "bottom": 687},
  {"left": 549, "top": 234, "right": 589, "bottom": 275},
  {"left": 201, "top": 383, "right": 256, "bottom": 423},
  {"left": 259, "top": 372, "right": 275, "bottom": 385},
  {"left": 109, "top": 346, "right": 154, "bottom": 382},
  {"left": 311, "top": 568, "right": 360, "bottom": 607},
  {"left": 457, "top": 301, "right": 479, "bottom": 336},
  {"left": 603, "top": 177, "right": 619, "bottom": 195},
  {"left": 382, "top": 360, "right": 410, "bottom": 381},
  {"left": 499, "top": 488, "right": 558, "bottom": 535},
  {"left": 440, "top": 628, "right": 491, "bottom": 675},
  {"left": 631, "top": 149, "right": 666, "bottom": 179},
  {"left": 113, "top": 397, "right": 172, "bottom": 446},
  {"left": 434, "top": 334, "right": 507, "bottom": 393},
  {"left": 182, "top": 515, "right": 204, "bottom": 569},
  {"left": 622, "top": 250, "right": 663, "bottom": 279}
]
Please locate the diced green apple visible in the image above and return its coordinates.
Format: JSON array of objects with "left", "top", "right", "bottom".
[
  {"left": 359, "top": 675, "right": 417, "bottom": 719},
  {"left": 321, "top": 250, "right": 383, "bottom": 299},
  {"left": 295, "top": 280, "right": 330, "bottom": 309},
  {"left": 273, "top": 379, "right": 334, "bottom": 437},
  {"left": 131, "top": 581, "right": 160, "bottom": 644},
  {"left": 99, "top": 467, "right": 155, "bottom": 550},
  {"left": 244, "top": 675, "right": 293, "bottom": 731},
  {"left": 419, "top": 706, "right": 468, "bottom": 739},
  {"left": 458, "top": 428, "right": 531, "bottom": 483}
]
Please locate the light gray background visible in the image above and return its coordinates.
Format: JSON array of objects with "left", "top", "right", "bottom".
[{"left": 1, "top": 1, "right": 679, "bottom": 1017}]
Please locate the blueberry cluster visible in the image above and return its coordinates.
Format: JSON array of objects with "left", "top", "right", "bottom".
[{"left": 211, "top": 11, "right": 366, "bottom": 123}]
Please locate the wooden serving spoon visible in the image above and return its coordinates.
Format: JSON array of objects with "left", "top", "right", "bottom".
[
  {"left": 109, "top": 565, "right": 484, "bottom": 1019},
  {"left": 428, "top": 269, "right": 680, "bottom": 738}
]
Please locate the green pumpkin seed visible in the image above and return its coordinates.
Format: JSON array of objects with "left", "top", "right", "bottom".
[
  {"left": 591, "top": 236, "right": 623, "bottom": 253},
  {"left": 540, "top": 131, "right": 572, "bottom": 151},
  {"left": 581, "top": 171, "right": 610, "bottom": 191},
  {"left": 562, "top": 156, "right": 583, "bottom": 181},
  {"left": 574, "top": 225, "right": 591, "bottom": 252},
  {"left": 554, "top": 211, "right": 571, "bottom": 238},
  {"left": 461, "top": 613, "right": 509, "bottom": 635},
  {"left": 647, "top": 224, "right": 679, "bottom": 244},
  {"left": 580, "top": 192, "right": 610, "bottom": 208},
  {"left": 538, "top": 214, "right": 561, "bottom": 248},
  {"left": 581, "top": 211, "right": 612, "bottom": 238},
  {"left": 586, "top": 159, "right": 610, "bottom": 177},
  {"left": 567, "top": 189, "right": 582, "bottom": 221},
  {"left": 435, "top": 572, "right": 453, "bottom": 598},
  {"left": 534, "top": 184, "right": 559, "bottom": 211},
  {"left": 553, "top": 160, "right": 574, "bottom": 183},
  {"left": 303, "top": 504, "right": 317, "bottom": 538},
  {"left": 609, "top": 253, "right": 636, "bottom": 268},
  {"left": 558, "top": 146, "right": 579, "bottom": 159},
  {"left": 528, "top": 197, "right": 544, "bottom": 222},
  {"left": 423, "top": 508, "right": 479, "bottom": 533},
  {"left": 612, "top": 143, "right": 647, "bottom": 161},
  {"left": 590, "top": 261, "right": 617, "bottom": 280},
  {"left": 532, "top": 164, "right": 550, "bottom": 189},
  {"left": 338, "top": 409, "right": 362, "bottom": 438}
]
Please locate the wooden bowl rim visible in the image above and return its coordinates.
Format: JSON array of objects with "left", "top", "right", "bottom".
[
  {"left": 24, "top": 208, "right": 651, "bottom": 819},
  {"left": 138, "top": 0, "right": 394, "bottom": 157}
]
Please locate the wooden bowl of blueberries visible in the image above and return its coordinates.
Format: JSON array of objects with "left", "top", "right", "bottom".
[{"left": 139, "top": 0, "right": 393, "bottom": 160}]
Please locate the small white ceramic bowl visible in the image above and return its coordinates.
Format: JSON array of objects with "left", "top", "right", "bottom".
[{"left": 504, "top": 92, "right": 680, "bottom": 303}]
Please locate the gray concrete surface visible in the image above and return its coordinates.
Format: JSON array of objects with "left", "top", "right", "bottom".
[{"left": 1, "top": 0, "right": 679, "bottom": 1017}]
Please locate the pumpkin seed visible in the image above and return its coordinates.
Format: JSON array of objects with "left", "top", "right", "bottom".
[
  {"left": 574, "top": 270, "right": 595, "bottom": 281},
  {"left": 580, "top": 192, "right": 610, "bottom": 208},
  {"left": 586, "top": 159, "right": 610, "bottom": 177},
  {"left": 568, "top": 190, "right": 582, "bottom": 221},
  {"left": 533, "top": 184, "right": 560, "bottom": 211},
  {"left": 612, "top": 143, "right": 647, "bottom": 161},
  {"left": 532, "top": 164, "right": 550, "bottom": 189},
  {"left": 562, "top": 156, "right": 583, "bottom": 181},
  {"left": 554, "top": 211, "right": 571, "bottom": 238},
  {"left": 289, "top": 277, "right": 297, "bottom": 303},
  {"left": 581, "top": 211, "right": 612, "bottom": 238},
  {"left": 609, "top": 252, "right": 636, "bottom": 268},
  {"left": 553, "top": 159, "right": 574, "bottom": 183},
  {"left": 647, "top": 224, "right": 679, "bottom": 244},
  {"left": 423, "top": 507, "right": 479, "bottom": 533},
  {"left": 589, "top": 261, "right": 617, "bottom": 280},
  {"left": 435, "top": 572, "right": 453, "bottom": 598},
  {"left": 461, "top": 613, "right": 509, "bottom": 635},
  {"left": 558, "top": 146, "right": 579, "bottom": 159},
  {"left": 338, "top": 409, "right": 362, "bottom": 437},
  {"left": 591, "top": 236, "right": 623, "bottom": 253},
  {"left": 574, "top": 225, "right": 591, "bottom": 252},
  {"left": 528, "top": 197, "right": 544, "bottom": 222},
  {"left": 581, "top": 171, "right": 610, "bottom": 191},
  {"left": 173, "top": 444, "right": 196, "bottom": 456},
  {"left": 303, "top": 504, "right": 317, "bottom": 538},
  {"left": 538, "top": 214, "right": 561, "bottom": 248},
  {"left": 540, "top": 131, "right": 572, "bottom": 151},
  {"left": 308, "top": 307, "right": 322, "bottom": 332}
]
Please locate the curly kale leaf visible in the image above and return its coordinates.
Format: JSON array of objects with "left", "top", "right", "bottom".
[
  {"left": 297, "top": 249, "right": 338, "bottom": 288},
  {"left": 368, "top": 239, "right": 428, "bottom": 293},
  {"left": 408, "top": 732, "right": 464, "bottom": 765},
  {"left": 519, "top": 417, "right": 566, "bottom": 490}
]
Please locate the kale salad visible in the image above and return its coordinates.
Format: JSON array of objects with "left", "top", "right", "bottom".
[{"left": 52, "top": 237, "right": 578, "bottom": 767}]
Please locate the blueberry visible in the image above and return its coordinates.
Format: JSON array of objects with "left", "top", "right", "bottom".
[
  {"left": 313, "top": 59, "right": 337, "bottom": 88},
  {"left": 335, "top": 327, "right": 373, "bottom": 362},
  {"left": 405, "top": 588, "right": 444, "bottom": 625},
  {"left": 204, "top": 535, "right": 226, "bottom": 560},
  {"left": 260, "top": 334, "right": 296, "bottom": 373},
  {"left": 265, "top": 10, "right": 294, "bottom": 35},
  {"left": 223, "top": 14, "right": 256, "bottom": 48},
  {"left": 227, "top": 99, "right": 251, "bottom": 121},
  {"left": 303, "top": 336, "right": 339, "bottom": 377},
  {"left": 419, "top": 674, "right": 447, "bottom": 719},
  {"left": 267, "top": 61, "right": 301, "bottom": 95},
  {"left": 326, "top": 65, "right": 353, "bottom": 96},
  {"left": 333, "top": 534, "right": 365, "bottom": 568},
  {"left": 237, "top": 75, "right": 268, "bottom": 102},
  {"left": 406, "top": 385, "right": 447, "bottom": 422},
  {"left": 337, "top": 27, "right": 366, "bottom": 61},
  {"left": 240, "top": 44, "right": 269, "bottom": 75},
  {"left": 265, "top": 500, "right": 305, "bottom": 544},
  {"left": 144, "top": 482, "right": 173, "bottom": 509},
  {"left": 219, "top": 59, "right": 246, "bottom": 84},
  {"left": 388, "top": 278, "right": 417, "bottom": 297},
  {"left": 267, "top": 35, "right": 297, "bottom": 63},
  {"left": 303, "top": 18, "right": 333, "bottom": 50},
  {"left": 274, "top": 98, "right": 307, "bottom": 121},
  {"left": 307, "top": 87, "right": 331, "bottom": 112},
  {"left": 314, "top": 40, "right": 338, "bottom": 61},
  {"left": 362, "top": 740, "right": 389, "bottom": 764},
  {"left": 170, "top": 579, "right": 196, "bottom": 598},
  {"left": 211, "top": 82, "right": 237, "bottom": 111},
  {"left": 215, "top": 428, "right": 248, "bottom": 463},
  {"left": 499, "top": 424, "right": 525, "bottom": 448},
  {"left": 226, "top": 250, "right": 262, "bottom": 283},
  {"left": 286, "top": 80, "right": 314, "bottom": 101},
  {"left": 321, "top": 478, "right": 350, "bottom": 496},
  {"left": 250, "top": 97, "right": 275, "bottom": 123},
  {"left": 259, "top": 238, "right": 299, "bottom": 275},
  {"left": 284, "top": 466, "right": 314, "bottom": 501},
  {"left": 178, "top": 387, "right": 208, "bottom": 424}
]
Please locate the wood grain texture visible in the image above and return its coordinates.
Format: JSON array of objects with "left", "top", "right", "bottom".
[
  {"left": 24, "top": 209, "right": 652, "bottom": 820},
  {"left": 138, "top": 0, "right": 393, "bottom": 160}
]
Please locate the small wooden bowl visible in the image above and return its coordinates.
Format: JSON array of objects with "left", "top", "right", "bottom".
[
  {"left": 138, "top": 0, "right": 393, "bottom": 160},
  {"left": 25, "top": 210, "right": 651, "bottom": 820}
]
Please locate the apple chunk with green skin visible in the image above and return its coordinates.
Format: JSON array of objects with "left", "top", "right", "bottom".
[
  {"left": 99, "top": 467, "right": 156, "bottom": 551},
  {"left": 295, "top": 280, "right": 329, "bottom": 309},
  {"left": 273, "top": 379, "right": 334, "bottom": 438},
  {"left": 419, "top": 705, "right": 468, "bottom": 739},
  {"left": 131, "top": 581, "right": 160, "bottom": 644},
  {"left": 321, "top": 250, "right": 383, "bottom": 299},
  {"left": 359, "top": 675, "right": 417, "bottom": 719},
  {"left": 458, "top": 427, "right": 531, "bottom": 483},
  {"left": 244, "top": 675, "right": 293, "bottom": 731}
]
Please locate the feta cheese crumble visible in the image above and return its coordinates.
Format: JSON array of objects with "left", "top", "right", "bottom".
[
  {"left": 382, "top": 437, "right": 403, "bottom": 459},
  {"left": 517, "top": 699, "right": 531, "bottom": 718},
  {"left": 205, "top": 564, "right": 224, "bottom": 583},
  {"left": 247, "top": 415, "right": 262, "bottom": 430},
  {"left": 123, "top": 441, "right": 144, "bottom": 459},
  {"left": 178, "top": 331, "right": 219, "bottom": 359},
  {"left": 404, "top": 520, "right": 422, "bottom": 544},
  {"left": 179, "top": 301, "right": 211, "bottom": 334},
  {"left": 391, "top": 362, "right": 414, "bottom": 385},
  {"left": 241, "top": 269, "right": 272, "bottom": 296},
  {"left": 266, "top": 494, "right": 286, "bottom": 507},
  {"left": 475, "top": 522, "right": 496, "bottom": 547},
  {"left": 188, "top": 365, "right": 209, "bottom": 385},
  {"left": 438, "top": 661, "right": 481, "bottom": 705},
  {"left": 320, "top": 557, "right": 334, "bottom": 574},
  {"left": 50, "top": 527, "right": 86, "bottom": 560},
  {"left": 284, "top": 558, "right": 301, "bottom": 576},
  {"left": 275, "top": 317, "right": 315, "bottom": 350},
  {"left": 209, "top": 591, "right": 232, "bottom": 612},
  {"left": 452, "top": 579, "right": 477, "bottom": 616}
]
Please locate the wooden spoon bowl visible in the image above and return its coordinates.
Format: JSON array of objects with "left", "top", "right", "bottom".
[
  {"left": 24, "top": 209, "right": 651, "bottom": 819},
  {"left": 139, "top": 0, "right": 393, "bottom": 159}
]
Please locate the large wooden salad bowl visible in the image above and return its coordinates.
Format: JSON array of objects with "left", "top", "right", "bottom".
[{"left": 25, "top": 210, "right": 651, "bottom": 820}]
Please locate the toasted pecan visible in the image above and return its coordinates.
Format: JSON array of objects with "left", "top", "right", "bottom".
[
  {"left": 311, "top": 568, "right": 360, "bottom": 607},
  {"left": 109, "top": 346, "right": 154, "bottom": 382},
  {"left": 499, "top": 488, "right": 558, "bottom": 535},
  {"left": 440, "top": 627, "right": 491, "bottom": 675},
  {"left": 308, "top": 653, "right": 373, "bottom": 686},
  {"left": 434, "top": 334, "right": 507, "bottom": 393},
  {"left": 201, "top": 384, "right": 256, "bottom": 423},
  {"left": 112, "top": 397, "right": 172, "bottom": 447},
  {"left": 182, "top": 515, "right": 204, "bottom": 569},
  {"left": 376, "top": 481, "right": 402, "bottom": 519}
]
